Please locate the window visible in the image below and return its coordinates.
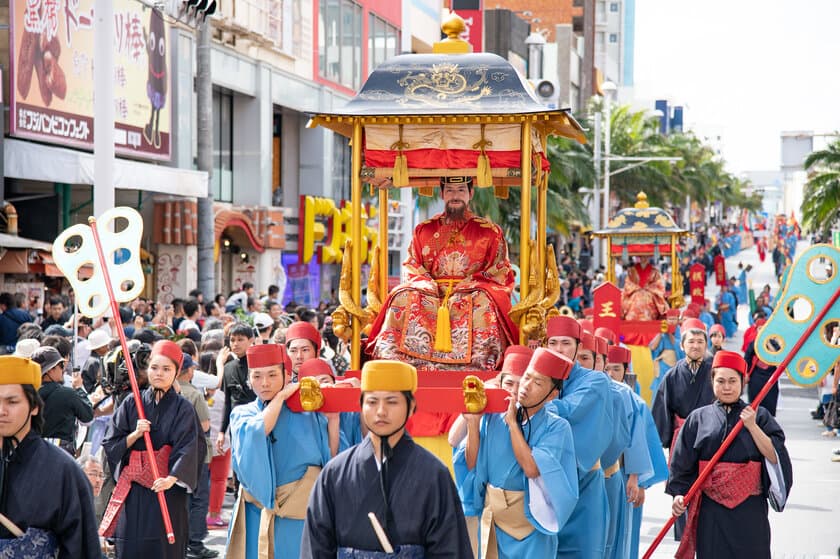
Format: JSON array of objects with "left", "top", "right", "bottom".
[
  {"left": 609, "top": 33, "right": 618, "bottom": 43},
  {"left": 610, "top": 2, "right": 620, "bottom": 12},
  {"left": 233, "top": 0, "right": 302, "bottom": 56},
  {"left": 596, "top": 1, "right": 606, "bottom": 22},
  {"left": 272, "top": 113, "right": 283, "bottom": 206},
  {"left": 332, "top": 133, "right": 351, "bottom": 202},
  {"left": 319, "top": 0, "right": 363, "bottom": 89},
  {"left": 212, "top": 88, "right": 234, "bottom": 202},
  {"left": 368, "top": 14, "right": 399, "bottom": 75}
]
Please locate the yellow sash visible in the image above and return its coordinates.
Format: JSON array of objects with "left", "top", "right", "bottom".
[
  {"left": 226, "top": 465, "right": 321, "bottom": 559},
  {"left": 479, "top": 485, "right": 535, "bottom": 559},
  {"left": 604, "top": 460, "right": 621, "bottom": 479}
]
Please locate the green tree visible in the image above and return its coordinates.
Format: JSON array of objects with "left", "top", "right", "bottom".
[{"left": 802, "top": 139, "right": 840, "bottom": 234}]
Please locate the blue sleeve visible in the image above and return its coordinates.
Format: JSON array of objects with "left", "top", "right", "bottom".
[
  {"left": 639, "top": 405, "right": 669, "bottom": 488},
  {"left": 315, "top": 413, "right": 332, "bottom": 466},
  {"left": 623, "top": 395, "right": 653, "bottom": 478},
  {"left": 229, "top": 403, "right": 275, "bottom": 508},
  {"left": 551, "top": 372, "right": 612, "bottom": 471},
  {"left": 339, "top": 412, "right": 362, "bottom": 452},
  {"left": 452, "top": 441, "right": 479, "bottom": 516},
  {"left": 526, "top": 416, "right": 579, "bottom": 534},
  {"left": 471, "top": 415, "right": 491, "bottom": 513}
]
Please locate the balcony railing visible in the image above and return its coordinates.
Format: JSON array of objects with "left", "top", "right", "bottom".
[{"left": 216, "top": 0, "right": 297, "bottom": 55}]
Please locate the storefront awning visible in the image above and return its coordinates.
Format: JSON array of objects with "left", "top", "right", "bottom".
[
  {"left": 0, "top": 233, "right": 52, "bottom": 251},
  {"left": 4, "top": 138, "right": 208, "bottom": 198}
]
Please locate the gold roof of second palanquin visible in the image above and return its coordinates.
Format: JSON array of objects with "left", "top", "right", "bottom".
[{"left": 593, "top": 192, "right": 690, "bottom": 238}]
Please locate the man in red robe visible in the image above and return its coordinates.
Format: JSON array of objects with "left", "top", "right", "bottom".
[
  {"left": 367, "top": 176, "right": 517, "bottom": 370},
  {"left": 621, "top": 258, "right": 669, "bottom": 321}
]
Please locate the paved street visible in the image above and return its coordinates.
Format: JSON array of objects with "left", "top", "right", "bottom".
[
  {"left": 640, "top": 237, "right": 840, "bottom": 558},
  {"left": 205, "top": 238, "right": 840, "bottom": 558}
]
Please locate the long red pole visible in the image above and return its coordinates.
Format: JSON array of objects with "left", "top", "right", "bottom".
[
  {"left": 643, "top": 285, "right": 840, "bottom": 559},
  {"left": 88, "top": 217, "right": 176, "bottom": 544}
]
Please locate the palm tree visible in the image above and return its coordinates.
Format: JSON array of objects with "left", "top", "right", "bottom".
[
  {"left": 802, "top": 139, "right": 840, "bottom": 234},
  {"left": 410, "top": 104, "right": 762, "bottom": 253},
  {"left": 600, "top": 103, "right": 676, "bottom": 207}
]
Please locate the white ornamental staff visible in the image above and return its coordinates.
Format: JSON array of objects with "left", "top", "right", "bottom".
[{"left": 51, "top": 207, "right": 176, "bottom": 545}]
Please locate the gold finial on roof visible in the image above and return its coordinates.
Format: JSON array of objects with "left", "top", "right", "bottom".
[
  {"left": 433, "top": 13, "right": 472, "bottom": 54},
  {"left": 634, "top": 191, "right": 650, "bottom": 209}
]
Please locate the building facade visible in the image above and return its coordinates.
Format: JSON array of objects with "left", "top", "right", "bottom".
[{"left": 2, "top": 0, "right": 441, "bottom": 307}]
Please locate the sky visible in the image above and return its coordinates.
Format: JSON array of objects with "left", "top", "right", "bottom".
[{"left": 633, "top": 0, "right": 840, "bottom": 175}]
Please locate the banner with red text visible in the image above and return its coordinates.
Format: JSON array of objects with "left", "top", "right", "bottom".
[
  {"left": 10, "top": 0, "right": 171, "bottom": 160},
  {"left": 689, "top": 263, "right": 706, "bottom": 305}
]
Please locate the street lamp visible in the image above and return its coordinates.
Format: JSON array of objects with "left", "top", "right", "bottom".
[
  {"left": 596, "top": 84, "right": 681, "bottom": 268},
  {"left": 524, "top": 32, "right": 546, "bottom": 80},
  {"left": 600, "top": 80, "right": 617, "bottom": 269}
]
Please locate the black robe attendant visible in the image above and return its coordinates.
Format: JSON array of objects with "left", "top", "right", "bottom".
[
  {"left": 652, "top": 357, "right": 715, "bottom": 448},
  {"left": 744, "top": 344, "right": 780, "bottom": 416},
  {"left": 667, "top": 400, "right": 793, "bottom": 558},
  {"left": 0, "top": 431, "right": 100, "bottom": 558},
  {"left": 103, "top": 387, "right": 203, "bottom": 559},
  {"left": 301, "top": 434, "right": 474, "bottom": 558}
]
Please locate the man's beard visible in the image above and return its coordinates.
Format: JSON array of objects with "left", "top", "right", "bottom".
[{"left": 445, "top": 201, "right": 467, "bottom": 221}]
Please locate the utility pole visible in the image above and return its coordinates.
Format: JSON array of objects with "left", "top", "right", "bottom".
[
  {"left": 196, "top": 19, "right": 215, "bottom": 299},
  {"left": 93, "top": 0, "right": 115, "bottom": 218},
  {"left": 602, "top": 91, "right": 612, "bottom": 268},
  {"left": 592, "top": 112, "right": 602, "bottom": 270},
  {"left": 581, "top": 0, "right": 595, "bottom": 102}
]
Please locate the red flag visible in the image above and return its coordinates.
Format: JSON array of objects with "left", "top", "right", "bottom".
[
  {"left": 714, "top": 255, "right": 727, "bottom": 287},
  {"left": 593, "top": 281, "right": 622, "bottom": 335},
  {"left": 689, "top": 263, "right": 706, "bottom": 304}
]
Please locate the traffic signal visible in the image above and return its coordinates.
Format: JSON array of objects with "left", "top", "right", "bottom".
[{"left": 179, "top": 0, "right": 217, "bottom": 23}]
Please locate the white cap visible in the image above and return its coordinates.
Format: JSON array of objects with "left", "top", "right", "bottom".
[
  {"left": 88, "top": 329, "right": 112, "bottom": 350},
  {"left": 191, "top": 370, "right": 221, "bottom": 390},
  {"left": 13, "top": 338, "right": 40, "bottom": 359},
  {"left": 253, "top": 312, "right": 273, "bottom": 330}
]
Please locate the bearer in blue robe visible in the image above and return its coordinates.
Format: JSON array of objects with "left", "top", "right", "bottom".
[
  {"left": 296, "top": 358, "right": 363, "bottom": 452},
  {"left": 717, "top": 285, "right": 738, "bottom": 337},
  {"left": 301, "top": 360, "right": 473, "bottom": 557},
  {"left": 595, "top": 341, "right": 635, "bottom": 559},
  {"left": 628, "top": 399, "right": 669, "bottom": 559},
  {"left": 648, "top": 309, "right": 684, "bottom": 394},
  {"left": 226, "top": 344, "right": 337, "bottom": 559},
  {"left": 467, "top": 348, "right": 579, "bottom": 557},
  {"left": 737, "top": 263, "right": 750, "bottom": 305},
  {"left": 544, "top": 316, "right": 613, "bottom": 559},
  {"left": 604, "top": 345, "right": 665, "bottom": 559},
  {"left": 449, "top": 345, "right": 532, "bottom": 556}
]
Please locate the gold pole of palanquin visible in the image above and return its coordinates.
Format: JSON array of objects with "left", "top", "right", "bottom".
[
  {"left": 536, "top": 150, "right": 547, "bottom": 279},
  {"left": 670, "top": 235, "right": 678, "bottom": 307},
  {"left": 378, "top": 187, "right": 389, "bottom": 310},
  {"left": 606, "top": 237, "right": 614, "bottom": 284},
  {"left": 519, "top": 119, "right": 533, "bottom": 344},
  {"left": 350, "top": 119, "right": 363, "bottom": 370}
]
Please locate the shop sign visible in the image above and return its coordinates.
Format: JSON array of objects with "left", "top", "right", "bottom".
[{"left": 9, "top": 0, "right": 172, "bottom": 160}]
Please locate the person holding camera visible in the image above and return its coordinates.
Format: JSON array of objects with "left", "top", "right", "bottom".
[{"left": 33, "top": 345, "right": 93, "bottom": 455}]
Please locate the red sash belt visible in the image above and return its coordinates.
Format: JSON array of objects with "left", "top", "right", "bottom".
[
  {"left": 99, "top": 445, "right": 172, "bottom": 537},
  {"left": 668, "top": 416, "right": 686, "bottom": 466},
  {"left": 676, "top": 460, "right": 762, "bottom": 559}
]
